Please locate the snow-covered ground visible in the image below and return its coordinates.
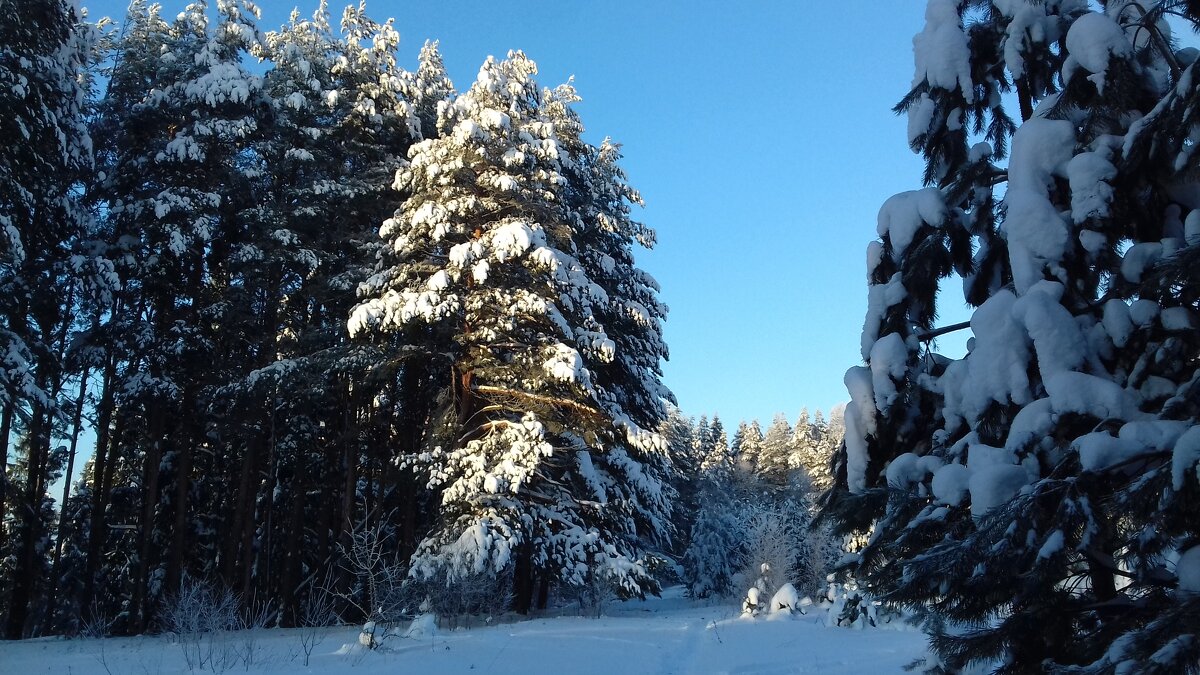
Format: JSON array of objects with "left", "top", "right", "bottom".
[{"left": 0, "top": 588, "right": 926, "bottom": 674}]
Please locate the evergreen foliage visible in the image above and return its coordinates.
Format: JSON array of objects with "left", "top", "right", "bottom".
[
  {"left": 347, "top": 50, "right": 673, "bottom": 613},
  {"left": 0, "top": 0, "right": 107, "bottom": 638},
  {"left": 1, "top": 0, "right": 671, "bottom": 635},
  {"left": 821, "top": 3, "right": 1200, "bottom": 672}
]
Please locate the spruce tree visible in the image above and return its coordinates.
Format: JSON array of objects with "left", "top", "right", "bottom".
[{"left": 822, "top": 3, "right": 1200, "bottom": 672}]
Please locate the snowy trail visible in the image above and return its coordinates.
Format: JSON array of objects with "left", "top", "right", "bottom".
[
  {"left": 653, "top": 615, "right": 708, "bottom": 674},
  {"left": 0, "top": 588, "right": 926, "bottom": 674}
]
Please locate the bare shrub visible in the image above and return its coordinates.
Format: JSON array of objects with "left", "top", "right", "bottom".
[
  {"left": 403, "top": 571, "right": 513, "bottom": 629},
  {"left": 160, "top": 574, "right": 239, "bottom": 673},
  {"left": 296, "top": 578, "right": 337, "bottom": 666},
  {"left": 735, "top": 505, "right": 801, "bottom": 607},
  {"left": 334, "top": 515, "right": 407, "bottom": 648}
]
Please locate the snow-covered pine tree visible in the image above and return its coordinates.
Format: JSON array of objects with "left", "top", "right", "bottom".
[
  {"left": 349, "top": 51, "right": 673, "bottom": 613},
  {"left": 402, "top": 39, "right": 456, "bottom": 144},
  {"left": 725, "top": 419, "right": 761, "bottom": 498},
  {"left": 681, "top": 476, "right": 742, "bottom": 599},
  {"left": 789, "top": 407, "right": 814, "bottom": 476},
  {"left": 660, "top": 407, "right": 697, "bottom": 469},
  {"left": 204, "top": 1, "right": 440, "bottom": 621},
  {"left": 803, "top": 407, "right": 839, "bottom": 491},
  {"left": 695, "top": 414, "right": 731, "bottom": 474},
  {"left": 757, "top": 413, "right": 794, "bottom": 486},
  {"left": 790, "top": 408, "right": 820, "bottom": 487},
  {"left": 0, "top": 0, "right": 108, "bottom": 638},
  {"left": 822, "top": 2, "right": 1200, "bottom": 671},
  {"left": 659, "top": 405, "right": 699, "bottom": 557},
  {"left": 709, "top": 415, "right": 730, "bottom": 467},
  {"left": 731, "top": 419, "right": 764, "bottom": 472},
  {"left": 86, "top": 0, "right": 268, "bottom": 630}
]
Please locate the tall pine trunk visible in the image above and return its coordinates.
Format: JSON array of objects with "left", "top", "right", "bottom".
[
  {"left": 0, "top": 400, "right": 13, "bottom": 565},
  {"left": 6, "top": 402, "right": 51, "bottom": 639},
  {"left": 46, "top": 369, "right": 90, "bottom": 628}
]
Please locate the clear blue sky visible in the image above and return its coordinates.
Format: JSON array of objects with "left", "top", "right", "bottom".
[{"left": 83, "top": 0, "right": 961, "bottom": 426}]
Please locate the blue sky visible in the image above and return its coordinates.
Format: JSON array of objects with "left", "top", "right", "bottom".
[{"left": 84, "top": 0, "right": 960, "bottom": 426}]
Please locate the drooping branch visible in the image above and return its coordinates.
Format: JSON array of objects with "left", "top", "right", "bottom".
[
  {"left": 916, "top": 320, "right": 971, "bottom": 342},
  {"left": 474, "top": 384, "right": 606, "bottom": 422}
]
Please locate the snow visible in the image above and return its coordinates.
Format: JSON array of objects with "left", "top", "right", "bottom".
[
  {"left": 403, "top": 613, "right": 438, "bottom": 639},
  {"left": 1178, "top": 546, "right": 1200, "bottom": 594},
  {"left": 1037, "top": 530, "right": 1065, "bottom": 560},
  {"left": 1120, "top": 242, "right": 1162, "bottom": 284},
  {"left": 1075, "top": 233, "right": 1108, "bottom": 262},
  {"left": 490, "top": 221, "right": 538, "bottom": 261},
  {"left": 1186, "top": 209, "right": 1200, "bottom": 245},
  {"left": 1075, "top": 431, "right": 1140, "bottom": 472},
  {"left": 1003, "top": 117, "right": 1076, "bottom": 294},
  {"left": 480, "top": 108, "right": 511, "bottom": 129},
  {"left": 940, "top": 290, "right": 1031, "bottom": 427},
  {"left": 1171, "top": 427, "right": 1200, "bottom": 491},
  {"left": 968, "top": 464, "right": 1028, "bottom": 517},
  {"left": 912, "top": 0, "right": 974, "bottom": 101},
  {"left": 542, "top": 343, "right": 585, "bottom": 383},
  {"left": 1065, "top": 13, "right": 1131, "bottom": 75},
  {"left": 843, "top": 401, "right": 869, "bottom": 494},
  {"left": 0, "top": 588, "right": 926, "bottom": 674},
  {"left": 1102, "top": 299, "right": 1133, "bottom": 348},
  {"left": 1067, "top": 150, "right": 1117, "bottom": 223},
  {"left": 886, "top": 453, "right": 922, "bottom": 488},
  {"left": 870, "top": 332, "right": 909, "bottom": 412},
  {"left": 1161, "top": 307, "right": 1195, "bottom": 331},
  {"left": 1045, "top": 371, "right": 1140, "bottom": 421},
  {"left": 877, "top": 188, "right": 946, "bottom": 260},
  {"left": 1119, "top": 420, "right": 1189, "bottom": 452},
  {"left": 1005, "top": 397, "right": 1054, "bottom": 452},
  {"left": 967, "top": 443, "right": 1017, "bottom": 471},
  {"left": 931, "top": 462, "right": 970, "bottom": 506},
  {"left": 907, "top": 93, "right": 936, "bottom": 144},
  {"left": 995, "top": 2, "right": 1055, "bottom": 78},
  {"left": 843, "top": 367, "right": 876, "bottom": 493},
  {"left": 1011, "top": 281, "right": 1084, "bottom": 378},
  {"left": 769, "top": 583, "right": 801, "bottom": 615},
  {"left": 860, "top": 272, "right": 907, "bottom": 359}
]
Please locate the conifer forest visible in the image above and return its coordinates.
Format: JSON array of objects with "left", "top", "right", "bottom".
[{"left": 3, "top": 1, "right": 1200, "bottom": 673}]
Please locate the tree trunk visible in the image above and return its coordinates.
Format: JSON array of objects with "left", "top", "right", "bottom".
[
  {"left": 225, "top": 428, "right": 259, "bottom": 589},
  {"left": 6, "top": 401, "right": 52, "bottom": 639},
  {"left": 1016, "top": 75, "right": 1034, "bottom": 122},
  {"left": 0, "top": 400, "right": 13, "bottom": 564},
  {"left": 46, "top": 369, "right": 90, "bottom": 628},
  {"left": 535, "top": 571, "right": 550, "bottom": 610},
  {"left": 83, "top": 352, "right": 117, "bottom": 611},
  {"left": 134, "top": 416, "right": 164, "bottom": 631},
  {"left": 279, "top": 457, "right": 306, "bottom": 625},
  {"left": 165, "top": 398, "right": 195, "bottom": 606},
  {"left": 511, "top": 542, "right": 534, "bottom": 615}
]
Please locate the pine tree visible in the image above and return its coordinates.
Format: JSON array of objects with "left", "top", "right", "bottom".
[
  {"left": 349, "top": 51, "right": 673, "bottom": 613},
  {"left": 757, "top": 413, "right": 794, "bottom": 486},
  {"left": 682, "top": 477, "right": 742, "bottom": 599},
  {"left": 86, "top": 0, "right": 269, "bottom": 630},
  {"left": 802, "top": 408, "right": 838, "bottom": 491},
  {"left": 0, "top": 0, "right": 107, "bottom": 638},
  {"left": 822, "top": 3, "right": 1200, "bottom": 672},
  {"left": 659, "top": 405, "right": 698, "bottom": 557},
  {"left": 725, "top": 419, "right": 761, "bottom": 498}
]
